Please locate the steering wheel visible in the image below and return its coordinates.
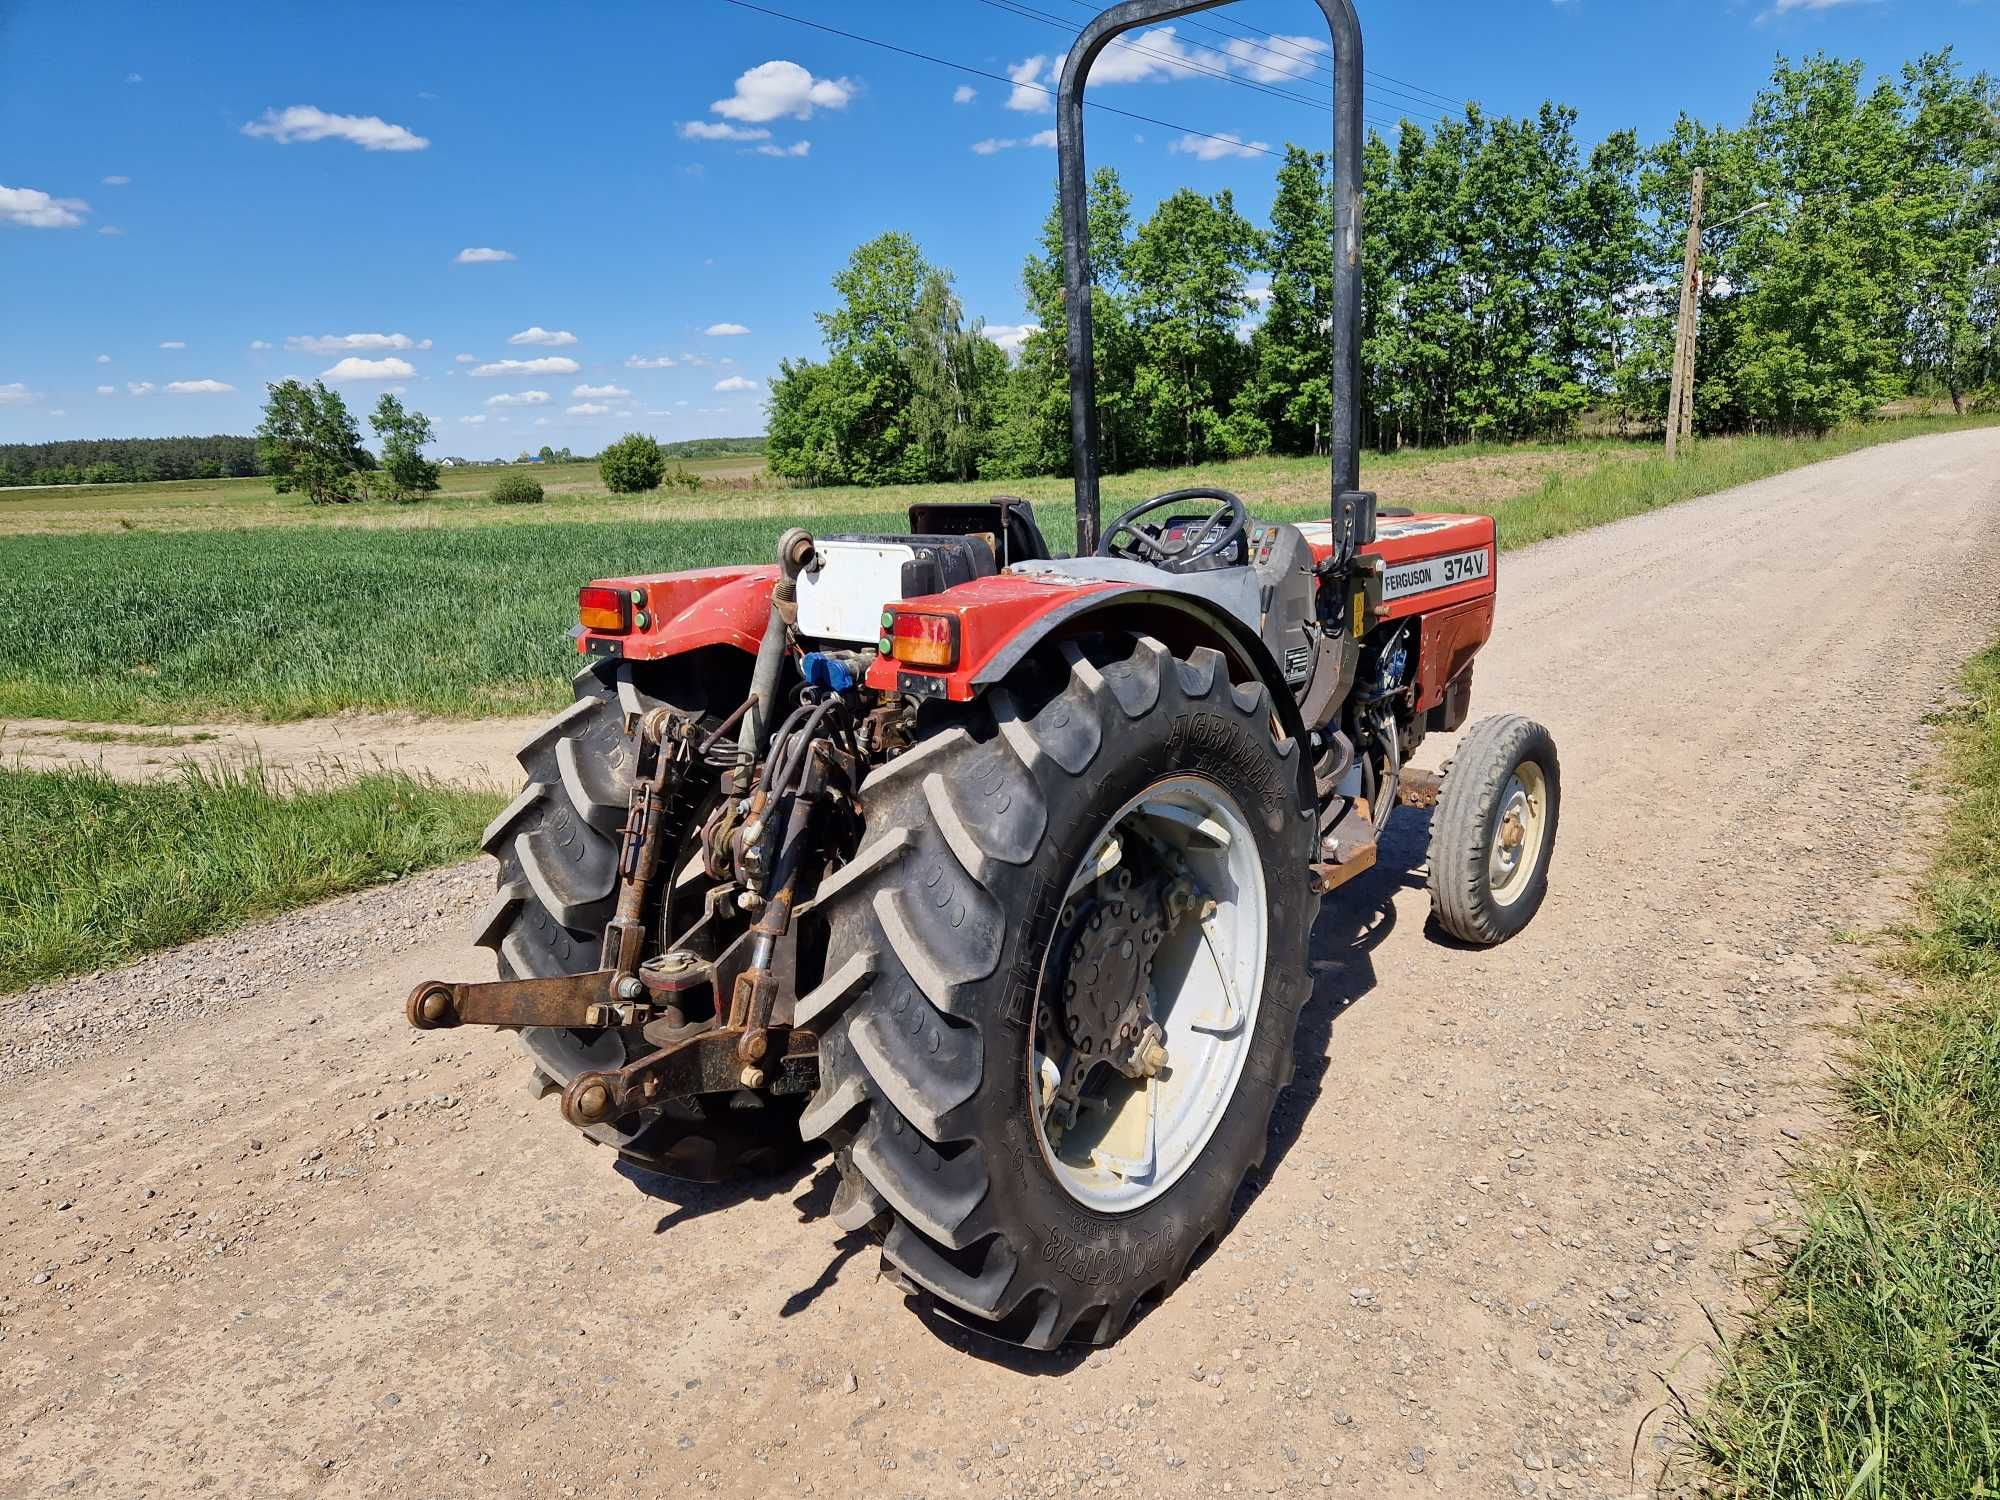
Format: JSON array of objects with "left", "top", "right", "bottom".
[{"left": 1096, "top": 487, "right": 1251, "bottom": 573}]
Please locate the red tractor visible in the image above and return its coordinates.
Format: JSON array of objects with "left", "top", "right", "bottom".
[{"left": 408, "top": 0, "right": 1560, "bottom": 1349}]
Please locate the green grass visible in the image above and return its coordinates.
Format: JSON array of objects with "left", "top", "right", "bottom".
[
  {"left": 0, "top": 415, "right": 1989, "bottom": 724},
  {"left": 1683, "top": 643, "right": 2000, "bottom": 1498},
  {"left": 1498, "top": 414, "right": 2000, "bottom": 549},
  {"left": 0, "top": 762, "right": 503, "bottom": 992},
  {"left": 0, "top": 454, "right": 769, "bottom": 534}
]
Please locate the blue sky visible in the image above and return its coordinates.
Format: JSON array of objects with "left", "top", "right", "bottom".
[{"left": 2, "top": 0, "right": 1991, "bottom": 458}]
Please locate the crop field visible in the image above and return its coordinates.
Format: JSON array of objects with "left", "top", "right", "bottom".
[
  {"left": 0, "top": 416, "right": 1990, "bottom": 724},
  {"left": 0, "top": 454, "right": 767, "bottom": 536}
]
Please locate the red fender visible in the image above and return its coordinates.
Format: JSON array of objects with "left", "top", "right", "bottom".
[{"left": 577, "top": 565, "right": 778, "bottom": 661}]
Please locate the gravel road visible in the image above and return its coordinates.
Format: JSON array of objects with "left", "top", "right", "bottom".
[{"left": 4, "top": 428, "right": 1998, "bottom": 1500}]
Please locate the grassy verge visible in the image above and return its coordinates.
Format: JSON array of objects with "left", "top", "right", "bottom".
[
  {"left": 1500, "top": 413, "right": 2000, "bottom": 548},
  {"left": 0, "top": 762, "right": 503, "bottom": 992},
  {"left": 0, "top": 414, "right": 1989, "bottom": 724},
  {"left": 1684, "top": 643, "right": 2000, "bottom": 1497}
]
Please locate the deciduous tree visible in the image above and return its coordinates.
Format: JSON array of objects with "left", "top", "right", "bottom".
[{"left": 256, "top": 379, "right": 365, "bottom": 505}]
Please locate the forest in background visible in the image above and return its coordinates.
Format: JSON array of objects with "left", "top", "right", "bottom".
[
  {"left": 767, "top": 49, "right": 2000, "bottom": 486},
  {"left": 0, "top": 435, "right": 264, "bottom": 488}
]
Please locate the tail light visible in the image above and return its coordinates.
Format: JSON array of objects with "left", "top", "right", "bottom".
[
  {"left": 882, "top": 609, "right": 959, "bottom": 669},
  {"left": 578, "top": 586, "right": 632, "bottom": 634}
]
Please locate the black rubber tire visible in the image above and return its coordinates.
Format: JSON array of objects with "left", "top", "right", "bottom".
[
  {"left": 798, "top": 635, "right": 1316, "bottom": 1348},
  {"left": 475, "top": 656, "right": 807, "bottom": 1181},
  {"left": 1426, "top": 714, "right": 1561, "bottom": 946}
]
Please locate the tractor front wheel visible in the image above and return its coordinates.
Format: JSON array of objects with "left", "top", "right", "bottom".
[
  {"left": 799, "top": 635, "right": 1315, "bottom": 1348},
  {"left": 1426, "top": 714, "right": 1561, "bottom": 946}
]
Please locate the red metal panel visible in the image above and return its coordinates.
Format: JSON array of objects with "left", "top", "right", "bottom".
[
  {"left": 577, "top": 565, "right": 779, "bottom": 660},
  {"left": 1298, "top": 511, "right": 1498, "bottom": 621},
  {"left": 1414, "top": 595, "right": 1495, "bottom": 712},
  {"left": 865, "top": 572, "right": 1123, "bottom": 699}
]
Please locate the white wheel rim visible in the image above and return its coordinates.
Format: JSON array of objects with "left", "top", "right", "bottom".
[
  {"left": 1028, "top": 774, "right": 1269, "bottom": 1213},
  {"left": 1487, "top": 761, "right": 1548, "bottom": 908}
]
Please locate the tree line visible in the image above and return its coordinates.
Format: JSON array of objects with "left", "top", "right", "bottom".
[
  {"left": 768, "top": 48, "right": 1998, "bottom": 486},
  {"left": 0, "top": 435, "right": 264, "bottom": 487}
]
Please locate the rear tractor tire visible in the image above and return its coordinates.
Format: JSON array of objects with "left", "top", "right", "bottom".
[
  {"left": 800, "top": 635, "right": 1316, "bottom": 1348},
  {"left": 1427, "top": 714, "right": 1561, "bottom": 946},
  {"left": 475, "top": 658, "right": 808, "bottom": 1182}
]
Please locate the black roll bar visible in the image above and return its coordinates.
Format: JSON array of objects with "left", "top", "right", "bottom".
[{"left": 1056, "top": 0, "right": 1366, "bottom": 567}]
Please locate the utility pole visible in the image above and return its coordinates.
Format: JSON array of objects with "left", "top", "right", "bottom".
[{"left": 1665, "top": 167, "right": 1705, "bottom": 459}]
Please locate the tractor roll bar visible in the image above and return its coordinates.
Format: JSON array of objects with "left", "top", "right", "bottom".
[{"left": 1057, "top": 0, "right": 1366, "bottom": 565}]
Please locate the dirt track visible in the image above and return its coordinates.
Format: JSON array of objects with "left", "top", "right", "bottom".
[
  {"left": 4, "top": 428, "right": 1998, "bottom": 1500},
  {"left": 0, "top": 712, "right": 537, "bottom": 788}
]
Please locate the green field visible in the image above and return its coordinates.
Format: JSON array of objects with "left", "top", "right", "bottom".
[
  {"left": 0, "top": 415, "right": 1990, "bottom": 724},
  {"left": 1685, "top": 642, "right": 2000, "bottom": 1497},
  {"left": 0, "top": 453, "right": 768, "bottom": 535},
  {"left": 0, "top": 762, "right": 502, "bottom": 992}
]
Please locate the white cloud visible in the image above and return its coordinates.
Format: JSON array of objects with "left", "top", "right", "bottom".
[
  {"left": 972, "top": 131, "right": 1057, "bottom": 154},
  {"left": 755, "top": 141, "right": 811, "bottom": 158},
  {"left": 679, "top": 121, "right": 770, "bottom": 142},
  {"left": 249, "top": 339, "right": 272, "bottom": 350},
  {"left": 460, "top": 414, "right": 486, "bottom": 425},
  {"left": 241, "top": 105, "right": 429, "bottom": 152},
  {"left": 566, "top": 402, "right": 611, "bottom": 416},
  {"left": 454, "top": 353, "right": 478, "bottom": 364},
  {"left": 572, "top": 383, "right": 630, "bottom": 398},
  {"left": 1094, "top": 27, "right": 1203, "bottom": 85},
  {"left": 98, "top": 225, "right": 124, "bottom": 236},
  {"left": 101, "top": 174, "right": 131, "bottom": 187},
  {"left": 952, "top": 84, "right": 977, "bottom": 105},
  {"left": 165, "top": 378, "right": 235, "bottom": 394},
  {"left": 49, "top": 409, "right": 65, "bottom": 417},
  {"left": 96, "top": 384, "right": 116, "bottom": 395},
  {"left": 287, "top": 332, "right": 423, "bottom": 354},
  {"left": 532, "top": 417, "right": 550, "bottom": 427},
  {"left": 455, "top": 246, "right": 515, "bottom": 264},
  {"left": 125, "top": 73, "right": 141, "bottom": 84},
  {"left": 1005, "top": 56, "right": 1051, "bottom": 113},
  {"left": 471, "top": 357, "right": 579, "bottom": 377},
  {"left": 320, "top": 356, "right": 415, "bottom": 381},
  {"left": 625, "top": 354, "right": 677, "bottom": 369},
  {"left": 95, "top": 354, "right": 111, "bottom": 364},
  {"left": 159, "top": 340, "right": 186, "bottom": 349},
  {"left": 126, "top": 381, "right": 153, "bottom": 396},
  {"left": 0, "top": 383, "right": 35, "bottom": 405},
  {"left": 486, "top": 390, "right": 550, "bottom": 407},
  {"left": 982, "top": 323, "right": 1041, "bottom": 355},
  {"left": 508, "top": 326, "right": 577, "bottom": 347},
  {"left": 1246, "top": 282, "right": 1273, "bottom": 306},
  {"left": 1773, "top": 0, "right": 1870, "bottom": 9},
  {"left": 714, "top": 375, "right": 759, "bottom": 392},
  {"left": 711, "top": 60, "right": 854, "bottom": 122},
  {"left": 1170, "top": 132, "right": 1269, "bottom": 161},
  {"left": 0, "top": 185, "right": 89, "bottom": 229},
  {"left": 1224, "top": 33, "right": 1324, "bottom": 83},
  {"left": 704, "top": 323, "right": 751, "bottom": 337}
]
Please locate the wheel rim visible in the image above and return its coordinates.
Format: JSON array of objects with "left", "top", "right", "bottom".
[
  {"left": 1027, "top": 774, "right": 1269, "bottom": 1213},
  {"left": 1487, "top": 761, "right": 1549, "bottom": 908}
]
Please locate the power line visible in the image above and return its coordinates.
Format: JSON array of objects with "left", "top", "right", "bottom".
[
  {"left": 965, "top": 0, "right": 1423, "bottom": 133},
  {"left": 1042, "top": 0, "right": 1466, "bottom": 115},
  {"left": 968, "top": 0, "right": 1378, "bottom": 121},
  {"left": 716, "top": 0, "right": 1290, "bottom": 158}
]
